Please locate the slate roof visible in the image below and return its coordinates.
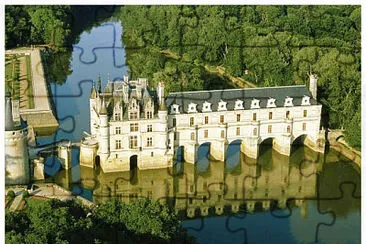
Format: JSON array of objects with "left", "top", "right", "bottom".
[{"left": 165, "top": 85, "right": 317, "bottom": 114}]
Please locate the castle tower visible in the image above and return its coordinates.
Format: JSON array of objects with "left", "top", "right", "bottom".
[
  {"left": 99, "top": 98, "right": 110, "bottom": 162},
  {"left": 309, "top": 74, "right": 318, "bottom": 100},
  {"left": 5, "top": 93, "right": 31, "bottom": 185}
]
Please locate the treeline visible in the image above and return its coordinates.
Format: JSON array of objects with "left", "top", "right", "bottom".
[
  {"left": 116, "top": 6, "right": 361, "bottom": 149},
  {"left": 6, "top": 198, "right": 194, "bottom": 243}
]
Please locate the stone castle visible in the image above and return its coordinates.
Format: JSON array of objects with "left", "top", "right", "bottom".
[{"left": 80, "top": 75, "right": 325, "bottom": 172}]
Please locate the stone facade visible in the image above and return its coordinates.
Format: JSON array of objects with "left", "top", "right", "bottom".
[{"left": 80, "top": 75, "right": 325, "bottom": 172}]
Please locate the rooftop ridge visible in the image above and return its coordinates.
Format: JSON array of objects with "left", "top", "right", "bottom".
[{"left": 167, "top": 85, "right": 307, "bottom": 95}]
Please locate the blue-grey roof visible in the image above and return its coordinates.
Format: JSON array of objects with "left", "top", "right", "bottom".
[{"left": 165, "top": 85, "right": 317, "bottom": 114}]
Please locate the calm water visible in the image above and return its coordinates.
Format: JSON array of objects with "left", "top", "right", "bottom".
[{"left": 39, "top": 21, "right": 361, "bottom": 244}]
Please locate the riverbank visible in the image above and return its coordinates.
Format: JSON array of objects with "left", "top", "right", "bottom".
[
  {"left": 327, "top": 130, "right": 361, "bottom": 168},
  {"left": 5, "top": 48, "right": 59, "bottom": 136}
]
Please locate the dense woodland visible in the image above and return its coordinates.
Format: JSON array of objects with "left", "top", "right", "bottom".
[
  {"left": 6, "top": 198, "right": 194, "bottom": 243},
  {"left": 5, "top": 5, "right": 361, "bottom": 149}
]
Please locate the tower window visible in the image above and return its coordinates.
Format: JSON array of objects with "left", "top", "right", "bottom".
[
  {"left": 129, "top": 136, "right": 138, "bottom": 149},
  {"left": 115, "top": 140, "right": 121, "bottom": 149},
  {"left": 115, "top": 127, "right": 121, "bottom": 134},
  {"left": 130, "top": 123, "right": 139, "bottom": 132},
  {"left": 130, "top": 112, "right": 138, "bottom": 120},
  {"left": 220, "top": 115, "right": 224, "bottom": 124},
  {"left": 146, "top": 137, "right": 153, "bottom": 147}
]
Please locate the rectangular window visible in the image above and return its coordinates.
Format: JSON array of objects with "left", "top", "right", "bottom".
[
  {"left": 221, "top": 130, "right": 225, "bottom": 138},
  {"left": 253, "top": 128, "right": 257, "bottom": 136},
  {"left": 204, "top": 129, "right": 208, "bottom": 138},
  {"left": 147, "top": 125, "right": 152, "bottom": 132},
  {"left": 114, "top": 113, "right": 121, "bottom": 121},
  {"left": 286, "top": 111, "right": 290, "bottom": 119},
  {"left": 303, "top": 110, "right": 307, "bottom": 117},
  {"left": 129, "top": 136, "right": 138, "bottom": 149},
  {"left": 174, "top": 132, "right": 178, "bottom": 140},
  {"left": 130, "top": 112, "right": 138, "bottom": 120},
  {"left": 146, "top": 111, "right": 153, "bottom": 119},
  {"left": 115, "top": 127, "right": 121, "bottom": 134},
  {"left": 302, "top": 123, "right": 306, "bottom": 131},
  {"left": 130, "top": 123, "right": 139, "bottom": 132},
  {"left": 146, "top": 137, "right": 153, "bottom": 147},
  {"left": 190, "top": 117, "right": 194, "bottom": 127},
  {"left": 236, "top": 127, "right": 240, "bottom": 136},
  {"left": 253, "top": 113, "right": 257, "bottom": 121},
  {"left": 268, "top": 125, "right": 272, "bottom": 133},
  {"left": 287, "top": 125, "right": 291, "bottom": 133},
  {"left": 269, "top": 112, "right": 272, "bottom": 120},
  {"left": 173, "top": 118, "right": 176, "bottom": 127},
  {"left": 115, "top": 139, "right": 121, "bottom": 149},
  {"left": 204, "top": 116, "right": 209, "bottom": 124},
  {"left": 220, "top": 115, "right": 224, "bottom": 123},
  {"left": 191, "top": 132, "right": 195, "bottom": 141},
  {"left": 237, "top": 114, "right": 241, "bottom": 122}
]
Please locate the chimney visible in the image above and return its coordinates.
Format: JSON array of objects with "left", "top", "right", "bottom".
[
  {"left": 157, "top": 82, "right": 165, "bottom": 105},
  {"left": 123, "top": 75, "right": 129, "bottom": 83},
  {"left": 309, "top": 74, "right": 318, "bottom": 100}
]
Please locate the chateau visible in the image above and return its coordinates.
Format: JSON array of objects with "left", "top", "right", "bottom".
[{"left": 80, "top": 75, "right": 325, "bottom": 172}]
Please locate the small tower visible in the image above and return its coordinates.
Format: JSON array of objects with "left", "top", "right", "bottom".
[
  {"left": 89, "top": 82, "right": 98, "bottom": 136},
  {"left": 5, "top": 93, "right": 31, "bottom": 185},
  {"left": 309, "top": 74, "right": 318, "bottom": 100},
  {"left": 98, "top": 98, "right": 110, "bottom": 163}
]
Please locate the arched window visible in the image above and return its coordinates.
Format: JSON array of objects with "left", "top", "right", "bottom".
[{"left": 286, "top": 111, "right": 290, "bottom": 119}]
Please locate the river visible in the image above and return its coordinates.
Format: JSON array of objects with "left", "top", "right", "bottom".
[{"left": 38, "top": 21, "right": 360, "bottom": 244}]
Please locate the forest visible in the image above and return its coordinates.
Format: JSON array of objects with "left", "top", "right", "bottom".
[
  {"left": 5, "top": 5, "right": 361, "bottom": 149},
  {"left": 5, "top": 198, "right": 194, "bottom": 243}
]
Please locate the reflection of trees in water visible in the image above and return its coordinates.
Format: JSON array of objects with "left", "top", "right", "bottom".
[{"left": 316, "top": 149, "right": 361, "bottom": 218}]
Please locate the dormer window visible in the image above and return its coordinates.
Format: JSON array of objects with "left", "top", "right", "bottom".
[
  {"left": 217, "top": 100, "right": 227, "bottom": 111},
  {"left": 251, "top": 99, "right": 260, "bottom": 109},
  {"left": 188, "top": 103, "right": 197, "bottom": 113},
  {"left": 234, "top": 100, "right": 244, "bottom": 110},
  {"left": 301, "top": 96, "right": 310, "bottom": 106},
  {"left": 284, "top": 97, "right": 293, "bottom": 107},
  {"left": 267, "top": 98, "right": 276, "bottom": 108},
  {"left": 170, "top": 104, "right": 180, "bottom": 114},
  {"left": 202, "top": 101, "right": 212, "bottom": 112}
]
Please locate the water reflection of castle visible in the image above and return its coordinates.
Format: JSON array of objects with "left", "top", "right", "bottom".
[{"left": 81, "top": 147, "right": 323, "bottom": 218}]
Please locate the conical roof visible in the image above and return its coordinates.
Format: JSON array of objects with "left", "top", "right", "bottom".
[{"left": 90, "top": 85, "right": 97, "bottom": 99}]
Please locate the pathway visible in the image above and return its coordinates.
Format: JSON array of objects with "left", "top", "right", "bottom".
[{"left": 9, "top": 194, "right": 23, "bottom": 212}]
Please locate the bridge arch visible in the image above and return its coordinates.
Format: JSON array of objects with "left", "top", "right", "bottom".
[
  {"left": 258, "top": 137, "right": 275, "bottom": 155},
  {"left": 196, "top": 142, "right": 210, "bottom": 173},
  {"left": 226, "top": 139, "right": 242, "bottom": 171},
  {"left": 291, "top": 134, "right": 307, "bottom": 154}
]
